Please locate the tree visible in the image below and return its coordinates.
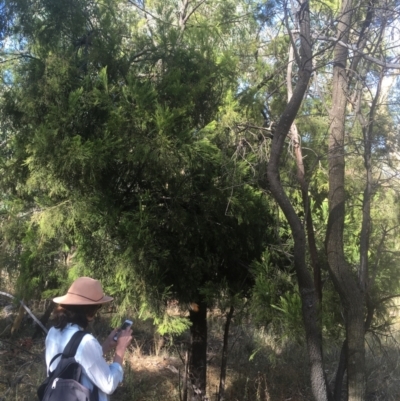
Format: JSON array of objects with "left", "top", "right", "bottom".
[
  {"left": 223, "top": 0, "right": 400, "bottom": 400},
  {"left": 265, "top": 1, "right": 331, "bottom": 400},
  {"left": 0, "top": 0, "right": 279, "bottom": 398},
  {"left": 324, "top": 1, "right": 400, "bottom": 399}
]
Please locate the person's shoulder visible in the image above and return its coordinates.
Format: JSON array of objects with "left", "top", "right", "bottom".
[
  {"left": 46, "top": 326, "right": 60, "bottom": 341},
  {"left": 81, "top": 331, "right": 96, "bottom": 341},
  {"left": 79, "top": 331, "right": 100, "bottom": 348},
  {"left": 76, "top": 332, "right": 102, "bottom": 359},
  {"left": 47, "top": 326, "right": 57, "bottom": 336},
  {"left": 47, "top": 324, "right": 83, "bottom": 342}
]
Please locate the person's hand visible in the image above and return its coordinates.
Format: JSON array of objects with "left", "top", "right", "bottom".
[
  {"left": 116, "top": 326, "right": 133, "bottom": 352},
  {"left": 102, "top": 328, "right": 119, "bottom": 355},
  {"left": 114, "top": 327, "right": 133, "bottom": 366}
]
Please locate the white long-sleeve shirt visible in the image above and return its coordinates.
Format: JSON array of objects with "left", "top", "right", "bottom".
[{"left": 45, "top": 323, "right": 124, "bottom": 401}]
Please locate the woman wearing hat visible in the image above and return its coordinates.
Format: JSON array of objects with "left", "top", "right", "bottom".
[{"left": 45, "top": 277, "right": 132, "bottom": 401}]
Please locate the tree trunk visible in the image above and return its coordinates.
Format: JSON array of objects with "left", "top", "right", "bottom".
[
  {"left": 189, "top": 301, "right": 208, "bottom": 400},
  {"left": 333, "top": 340, "right": 347, "bottom": 401},
  {"left": 287, "top": 42, "right": 323, "bottom": 305},
  {"left": 182, "top": 348, "right": 190, "bottom": 401},
  {"left": 345, "top": 310, "right": 365, "bottom": 400},
  {"left": 325, "top": 0, "right": 366, "bottom": 399},
  {"left": 11, "top": 302, "right": 25, "bottom": 334},
  {"left": 266, "top": 2, "right": 330, "bottom": 400},
  {"left": 217, "top": 305, "right": 234, "bottom": 401}
]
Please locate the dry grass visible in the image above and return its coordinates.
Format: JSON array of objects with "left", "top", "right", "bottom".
[{"left": 2, "top": 301, "right": 400, "bottom": 401}]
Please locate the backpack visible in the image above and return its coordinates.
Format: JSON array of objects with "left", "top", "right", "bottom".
[{"left": 37, "top": 330, "right": 99, "bottom": 401}]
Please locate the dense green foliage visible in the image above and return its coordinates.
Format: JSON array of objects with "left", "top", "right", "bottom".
[{"left": 0, "top": 0, "right": 282, "bottom": 328}]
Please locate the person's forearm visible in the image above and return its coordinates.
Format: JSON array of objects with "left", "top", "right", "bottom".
[{"left": 113, "top": 347, "right": 125, "bottom": 366}]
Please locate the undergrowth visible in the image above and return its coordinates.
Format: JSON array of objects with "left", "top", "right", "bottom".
[{"left": 1, "top": 301, "right": 400, "bottom": 401}]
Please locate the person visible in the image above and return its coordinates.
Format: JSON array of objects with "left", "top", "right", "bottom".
[{"left": 45, "top": 277, "right": 132, "bottom": 401}]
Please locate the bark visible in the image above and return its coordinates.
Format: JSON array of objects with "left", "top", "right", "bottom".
[
  {"left": 357, "top": 68, "right": 383, "bottom": 292},
  {"left": 182, "top": 348, "right": 190, "bottom": 401},
  {"left": 217, "top": 305, "right": 234, "bottom": 401},
  {"left": 306, "top": 206, "right": 323, "bottom": 304},
  {"left": 189, "top": 301, "right": 208, "bottom": 400},
  {"left": 287, "top": 42, "right": 322, "bottom": 304},
  {"left": 333, "top": 340, "right": 347, "bottom": 401},
  {"left": 11, "top": 302, "right": 25, "bottom": 334},
  {"left": 266, "top": 2, "right": 329, "bottom": 400},
  {"left": 325, "top": 0, "right": 366, "bottom": 399}
]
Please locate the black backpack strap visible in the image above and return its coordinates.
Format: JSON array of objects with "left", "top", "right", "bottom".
[
  {"left": 62, "top": 330, "right": 89, "bottom": 358},
  {"left": 90, "top": 385, "right": 99, "bottom": 401},
  {"left": 48, "top": 352, "right": 63, "bottom": 374}
]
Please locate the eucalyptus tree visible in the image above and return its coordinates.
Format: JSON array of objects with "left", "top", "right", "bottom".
[
  {"left": 317, "top": 1, "right": 400, "bottom": 399},
  {"left": 222, "top": 1, "right": 400, "bottom": 400}
]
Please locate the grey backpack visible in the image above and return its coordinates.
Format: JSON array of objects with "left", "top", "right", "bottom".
[{"left": 37, "top": 331, "right": 99, "bottom": 401}]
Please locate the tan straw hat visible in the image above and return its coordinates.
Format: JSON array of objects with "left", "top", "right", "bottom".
[{"left": 53, "top": 277, "right": 113, "bottom": 305}]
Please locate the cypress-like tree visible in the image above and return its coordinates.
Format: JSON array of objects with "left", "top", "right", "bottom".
[{"left": 0, "top": 0, "right": 279, "bottom": 397}]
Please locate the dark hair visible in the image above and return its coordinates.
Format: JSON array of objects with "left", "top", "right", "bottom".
[{"left": 52, "top": 304, "right": 101, "bottom": 330}]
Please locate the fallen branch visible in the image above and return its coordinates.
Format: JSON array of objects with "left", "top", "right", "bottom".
[{"left": 0, "top": 291, "right": 48, "bottom": 334}]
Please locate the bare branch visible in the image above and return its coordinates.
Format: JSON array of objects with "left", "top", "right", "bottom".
[
  {"left": 181, "top": 0, "right": 207, "bottom": 28},
  {"left": 283, "top": 1, "right": 301, "bottom": 67},
  {"left": 0, "top": 291, "right": 48, "bottom": 334},
  {"left": 127, "top": 0, "right": 175, "bottom": 25},
  {"left": 316, "top": 36, "right": 400, "bottom": 69}
]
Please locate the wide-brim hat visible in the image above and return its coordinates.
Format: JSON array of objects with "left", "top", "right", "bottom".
[{"left": 53, "top": 277, "right": 114, "bottom": 305}]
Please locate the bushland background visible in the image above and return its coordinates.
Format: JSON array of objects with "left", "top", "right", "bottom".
[{"left": 1, "top": 1, "right": 400, "bottom": 400}]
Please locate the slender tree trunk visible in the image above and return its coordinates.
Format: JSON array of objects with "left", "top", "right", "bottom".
[
  {"left": 11, "top": 302, "right": 25, "bottom": 334},
  {"left": 217, "top": 305, "right": 234, "bottom": 401},
  {"left": 325, "top": 0, "right": 366, "bottom": 399},
  {"left": 189, "top": 301, "right": 208, "bottom": 400},
  {"left": 266, "top": 2, "right": 330, "bottom": 400},
  {"left": 287, "top": 42, "right": 323, "bottom": 304},
  {"left": 333, "top": 340, "right": 347, "bottom": 401},
  {"left": 182, "top": 348, "right": 190, "bottom": 401}
]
